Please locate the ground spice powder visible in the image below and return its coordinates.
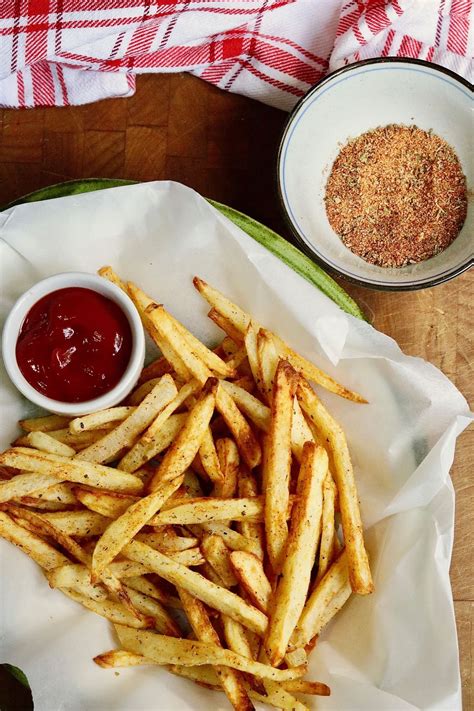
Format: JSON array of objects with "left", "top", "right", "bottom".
[{"left": 324, "top": 124, "right": 467, "bottom": 268}]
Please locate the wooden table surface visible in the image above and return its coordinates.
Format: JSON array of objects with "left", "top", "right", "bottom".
[{"left": 1, "top": 73, "right": 472, "bottom": 710}]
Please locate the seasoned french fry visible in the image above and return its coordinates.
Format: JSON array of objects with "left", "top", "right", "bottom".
[
  {"left": 74, "top": 488, "right": 137, "bottom": 518},
  {"left": 179, "top": 588, "right": 254, "bottom": 711},
  {"left": 265, "top": 360, "right": 298, "bottom": 572},
  {"left": 311, "top": 578, "right": 352, "bottom": 636},
  {"left": 220, "top": 381, "right": 270, "bottom": 431},
  {"left": 135, "top": 530, "right": 198, "bottom": 552},
  {"left": 215, "top": 385, "right": 261, "bottom": 469},
  {"left": 265, "top": 442, "right": 327, "bottom": 666},
  {"left": 69, "top": 407, "right": 135, "bottom": 434},
  {"left": 291, "top": 550, "right": 349, "bottom": 648},
  {"left": 199, "top": 523, "right": 263, "bottom": 558},
  {"left": 62, "top": 588, "right": 154, "bottom": 629},
  {"left": 38, "top": 510, "right": 110, "bottom": 537},
  {"left": 19, "top": 415, "right": 71, "bottom": 433},
  {"left": 146, "top": 304, "right": 212, "bottom": 385},
  {"left": 94, "top": 649, "right": 154, "bottom": 668},
  {"left": 150, "top": 497, "right": 267, "bottom": 526},
  {"left": 15, "top": 427, "right": 115, "bottom": 451},
  {"left": 316, "top": 475, "right": 338, "bottom": 584},
  {"left": 0, "top": 511, "right": 70, "bottom": 569},
  {"left": 124, "top": 575, "right": 181, "bottom": 608},
  {"left": 24, "top": 431, "right": 76, "bottom": 457},
  {"left": 98, "top": 265, "right": 127, "bottom": 291},
  {"left": 207, "top": 308, "right": 245, "bottom": 344},
  {"left": 76, "top": 375, "right": 178, "bottom": 463},
  {"left": 169, "top": 548, "right": 204, "bottom": 566},
  {"left": 290, "top": 398, "right": 314, "bottom": 463},
  {"left": 198, "top": 428, "right": 223, "bottom": 485},
  {"left": 201, "top": 534, "right": 238, "bottom": 587},
  {"left": 256, "top": 328, "right": 279, "bottom": 402},
  {"left": 115, "top": 625, "right": 304, "bottom": 680},
  {"left": 229, "top": 551, "right": 272, "bottom": 614},
  {"left": 214, "top": 438, "right": 239, "bottom": 499},
  {"left": 236, "top": 469, "right": 264, "bottom": 560},
  {"left": 0, "top": 472, "right": 63, "bottom": 504},
  {"left": 91, "top": 478, "right": 182, "bottom": 580},
  {"left": 122, "top": 413, "right": 189, "bottom": 474},
  {"left": 123, "top": 540, "right": 267, "bottom": 635},
  {"left": 46, "top": 565, "right": 108, "bottom": 601},
  {"left": 0, "top": 448, "right": 144, "bottom": 493},
  {"left": 194, "top": 278, "right": 250, "bottom": 333},
  {"left": 244, "top": 323, "right": 264, "bottom": 396},
  {"left": 128, "top": 378, "right": 161, "bottom": 405},
  {"left": 121, "top": 380, "right": 201, "bottom": 473},
  {"left": 123, "top": 586, "right": 181, "bottom": 636},
  {"left": 148, "top": 383, "right": 217, "bottom": 491},
  {"left": 18, "top": 482, "right": 77, "bottom": 505},
  {"left": 296, "top": 378, "right": 373, "bottom": 595}
]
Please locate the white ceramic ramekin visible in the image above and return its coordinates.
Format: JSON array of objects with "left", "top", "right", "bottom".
[{"left": 2, "top": 272, "right": 145, "bottom": 416}]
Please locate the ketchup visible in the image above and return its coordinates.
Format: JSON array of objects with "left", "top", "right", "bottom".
[{"left": 16, "top": 287, "right": 132, "bottom": 403}]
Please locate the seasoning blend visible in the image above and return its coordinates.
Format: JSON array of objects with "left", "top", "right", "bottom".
[{"left": 324, "top": 125, "right": 468, "bottom": 268}]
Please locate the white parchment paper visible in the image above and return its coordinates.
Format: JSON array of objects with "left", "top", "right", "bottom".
[{"left": 0, "top": 181, "right": 471, "bottom": 711}]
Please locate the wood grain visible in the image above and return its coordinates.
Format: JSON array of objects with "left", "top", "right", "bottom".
[{"left": 0, "top": 72, "right": 472, "bottom": 709}]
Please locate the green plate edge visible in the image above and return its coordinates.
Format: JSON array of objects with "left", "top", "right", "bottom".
[{"left": 2, "top": 178, "right": 365, "bottom": 321}]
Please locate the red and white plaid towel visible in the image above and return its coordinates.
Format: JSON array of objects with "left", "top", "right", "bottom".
[{"left": 0, "top": 1, "right": 472, "bottom": 110}]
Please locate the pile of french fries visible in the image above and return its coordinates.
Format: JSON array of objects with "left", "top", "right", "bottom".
[{"left": 0, "top": 268, "right": 374, "bottom": 711}]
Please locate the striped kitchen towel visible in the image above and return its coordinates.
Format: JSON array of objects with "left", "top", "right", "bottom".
[{"left": 0, "top": 0, "right": 472, "bottom": 110}]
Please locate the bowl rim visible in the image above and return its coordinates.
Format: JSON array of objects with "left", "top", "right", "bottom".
[
  {"left": 2, "top": 272, "right": 146, "bottom": 416},
  {"left": 276, "top": 56, "right": 473, "bottom": 292}
]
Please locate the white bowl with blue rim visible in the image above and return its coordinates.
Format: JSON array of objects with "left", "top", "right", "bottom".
[{"left": 277, "top": 58, "right": 473, "bottom": 291}]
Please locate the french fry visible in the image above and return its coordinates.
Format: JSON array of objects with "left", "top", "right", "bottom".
[
  {"left": 94, "top": 649, "right": 154, "bottom": 668},
  {"left": 124, "top": 575, "right": 181, "bottom": 608},
  {"left": 220, "top": 381, "right": 270, "bottom": 431},
  {"left": 311, "top": 578, "right": 352, "bottom": 636},
  {"left": 38, "top": 510, "right": 110, "bottom": 537},
  {"left": 120, "top": 381, "right": 201, "bottom": 473},
  {"left": 291, "top": 550, "right": 350, "bottom": 648},
  {"left": 115, "top": 625, "right": 304, "bottom": 681},
  {"left": 166, "top": 312, "right": 236, "bottom": 379},
  {"left": 214, "top": 438, "right": 239, "bottom": 499},
  {"left": 265, "top": 442, "right": 327, "bottom": 666},
  {"left": 76, "top": 375, "right": 178, "bottom": 463},
  {"left": 199, "top": 523, "right": 263, "bottom": 558},
  {"left": 265, "top": 360, "right": 298, "bottom": 572},
  {"left": 150, "top": 497, "right": 267, "bottom": 526},
  {"left": 256, "top": 328, "right": 279, "bottom": 402},
  {"left": 0, "top": 448, "right": 144, "bottom": 493},
  {"left": 24, "top": 431, "right": 76, "bottom": 457},
  {"left": 315, "top": 475, "right": 338, "bottom": 584},
  {"left": 135, "top": 530, "right": 198, "bottom": 552},
  {"left": 201, "top": 534, "right": 238, "bottom": 587},
  {"left": 122, "top": 413, "right": 189, "bottom": 474},
  {"left": 229, "top": 552, "right": 272, "bottom": 614},
  {"left": 74, "top": 488, "right": 137, "bottom": 518},
  {"left": 215, "top": 385, "right": 261, "bottom": 469},
  {"left": 18, "top": 482, "right": 77, "bottom": 505},
  {"left": 123, "top": 540, "right": 267, "bottom": 635},
  {"left": 128, "top": 378, "right": 161, "bottom": 405},
  {"left": 15, "top": 427, "right": 115, "bottom": 451},
  {"left": 148, "top": 383, "right": 217, "bottom": 491},
  {"left": 123, "top": 586, "right": 181, "bottom": 636},
  {"left": 179, "top": 588, "right": 254, "bottom": 711},
  {"left": 62, "top": 588, "right": 154, "bottom": 629},
  {"left": 98, "top": 265, "right": 127, "bottom": 291},
  {"left": 296, "top": 377, "right": 373, "bottom": 595},
  {"left": 19, "top": 415, "right": 71, "bottom": 433},
  {"left": 91, "top": 478, "right": 182, "bottom": 581},
  {"left": 46, "top": 565, "right": 108, "bottom": 601},
  {"left": 69, "top": 407, "right": 135, "bottom": 434},
  {"left": 207, "top": 308, "right": 245, "bottom": 344},
  {"left": 198, "top": 428, "right": 223, "bottom": 485},
  {"left": 169, "top": 548, "right": 205, "bottom": 566},
  {"left": 0, "top": 512, "right": 70, "bottom": 569},
  {"left": 194, "top": 278, "right": 250, "bottom": 334},
  {"left": 244, "top": 323, "right": 264, "bottom": 396},
  {"left": 0, "top": 472, "right": 63, "bottom": 503},
  {"left": 290, "top": 398, "right": 315, "bottom": 463},
  {"left": 146, "top": 304, "right": 212, "bottom": 385},
  {"left": 236, "top": 469, "right": 264, "bottom": 560}
]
